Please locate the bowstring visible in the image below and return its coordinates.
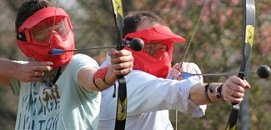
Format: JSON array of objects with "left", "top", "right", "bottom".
[
  {"left": 181, "top": 0, "right": 209, "bottom": 62},
  {"left": 175, "top": 0, "right": 209, "bottom": 130}
]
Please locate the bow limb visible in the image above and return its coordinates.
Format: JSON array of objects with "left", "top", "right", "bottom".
[
  {"left": 111, "top": 0, "right": 127, "bottom": 130},
  {"left": 225, "top": 0, "right": 256, "bottom": 130}
]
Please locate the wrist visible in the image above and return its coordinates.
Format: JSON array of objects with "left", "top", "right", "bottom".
[
  {"left": 12, "top": 61, "right": 22, "bottom": 79},
  {"left": 208, "top": 83, "right": 225, "bottom": 102},
  {"left": 105, "top": 65, "right": 117, "bottom": 85},
  {"left": 216, "top": 84, "right": 225, "bottom": 101},
  {"left": 204, "top": 83, "right": 212, "bottom": 103},
  {"left": 92, "top": 66, "right": 116, "bottom": 90}
]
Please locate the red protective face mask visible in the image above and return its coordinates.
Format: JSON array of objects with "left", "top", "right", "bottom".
[
  {"left": 125, "top": 25, "right": 186, "bottom": 78},
  {"left": 17, "top": 7, "right": 74, "bottom": 68}
]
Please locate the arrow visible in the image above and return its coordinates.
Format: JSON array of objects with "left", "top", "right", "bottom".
[{"left": 180, "top": 65, "right": 270, "bottom": 79}]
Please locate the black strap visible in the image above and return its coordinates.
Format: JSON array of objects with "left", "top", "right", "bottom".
[
  {"left": 52, "top": 67, "right": 61, "bottom": 84},
  {"left": 114, "top": 77, "right": 127, "bottom": 130}
]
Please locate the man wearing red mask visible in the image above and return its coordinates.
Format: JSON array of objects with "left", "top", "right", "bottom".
[
  {"left": 98, "top": 11, "right": 250, "bottom": 130},
  {"left": 0, "top": 1, "right": 133, "bottom": 130}
]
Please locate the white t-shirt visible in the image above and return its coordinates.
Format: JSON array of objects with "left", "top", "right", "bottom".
[{"left": 11, "top": 54, "right": 101, "bottom": 130}]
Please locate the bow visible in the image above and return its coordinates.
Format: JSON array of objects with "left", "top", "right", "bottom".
[
  {"left": 225, "top": 0, "right": 256, "bottom": 130},
  {"left": 179, "top": 0, "right": 255, "bottom": 129},
  {"left": 111, "top": 0, "right": 127, "bottom": 130}
]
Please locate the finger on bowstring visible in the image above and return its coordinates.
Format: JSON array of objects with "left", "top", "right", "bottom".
[{"left": 176, "top": 62, "right": 182, "bottom": 70}]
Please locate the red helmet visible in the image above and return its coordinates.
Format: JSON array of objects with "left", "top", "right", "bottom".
[
  {"left": 125, "top": 25, "right": 185, "bottom": 78},
  {"left": 16, "top": 7, "right": 75, "bottom": 68}
]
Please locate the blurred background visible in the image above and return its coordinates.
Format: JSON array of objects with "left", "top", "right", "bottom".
[{"left": 0, "top": 0, "right": 271, "bottom": 130}]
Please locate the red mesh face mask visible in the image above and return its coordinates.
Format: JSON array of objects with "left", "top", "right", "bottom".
[
  {"left": 124, "top": 25, "right": 186, "bottom": 78},
  {"left": 17, "top": 7, "right": 74, "bottom": 68}
]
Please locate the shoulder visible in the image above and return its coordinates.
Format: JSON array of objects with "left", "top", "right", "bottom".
[
  {"left": 126, "top": 70, "right": 165, "bottom": 85},
  {"left": 63, "top": 54, "right": 99, "bottom": 78},
  {"left": 127, "top": 70, "right": 200, "bottom": 89},
  {"left": 71, "top": 54, "right": 97, "bottom": 64},
  {"left": 69, "top": 54, "right": 99, "bottom": 69}
]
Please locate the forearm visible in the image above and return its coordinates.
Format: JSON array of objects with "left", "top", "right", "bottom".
[
  {"left": 0, "top": 58, "right": 19, "bottom": 86},
  {"left": 189, "top": 82, "right": 224, "bottom": 105},
  {"left": 79, "top": 65, "right": 117, "bottom": 92}
]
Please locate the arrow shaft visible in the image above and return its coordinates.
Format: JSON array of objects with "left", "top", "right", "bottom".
[
  {"left": 180, "top": 71, "right": 254, "bottom": 78},
  {"left": 62, "top": 46, "right": 116, "bottom": 52}
]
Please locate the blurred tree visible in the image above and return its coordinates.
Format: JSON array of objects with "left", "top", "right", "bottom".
[{"left": 0, "top": 0, "right": 271, "bottom": 130}]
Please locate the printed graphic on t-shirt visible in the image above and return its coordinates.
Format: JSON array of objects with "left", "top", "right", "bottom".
[{"left": 16, "top": 83, "right": 61, "bottom": 130}]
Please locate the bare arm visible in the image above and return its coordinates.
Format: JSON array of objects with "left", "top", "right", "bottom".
[
  {"left": 189, "top": 76, "right": 250, "bottom": 105},
  {"left": 78, "top": 49, "right": 133, "bottom": 91},
  {"left": 0, "top": 58, "right": 18, "bottom": 86},
  {"left": 0, "top": 58, "right": 53, "bottom": 86},
  {"left": 169, "top": 62, "right": 250, "bottom": 105}
]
